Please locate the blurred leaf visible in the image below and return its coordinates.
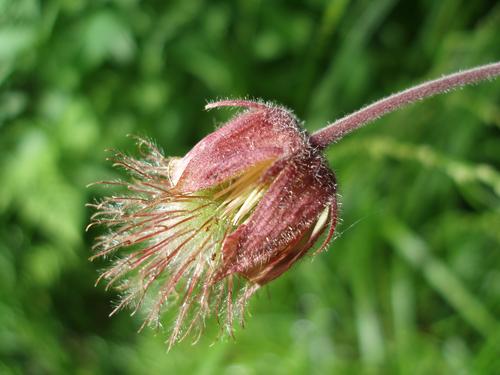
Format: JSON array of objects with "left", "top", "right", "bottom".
[
  {"left": 80, "top": 11, "right": 135, "bottom": 67},
  {"left": 0, "top": 26, "right": 35, "bottom": 61}
]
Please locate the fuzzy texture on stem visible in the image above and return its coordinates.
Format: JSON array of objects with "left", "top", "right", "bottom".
[{"left": 310, "top": 62, "right": 500, "bottom": 149}]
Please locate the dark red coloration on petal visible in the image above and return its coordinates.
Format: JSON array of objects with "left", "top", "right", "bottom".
[
  {"left": 171, "top": 100, "right": 308, "bottom": 193},
  {"left": 217, "top": 152, "right": 337, "bottom": 285}
]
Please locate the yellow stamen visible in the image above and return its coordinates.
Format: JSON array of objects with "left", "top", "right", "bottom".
[{"left": 214, "top": 160, "right": 273, "bottom": 225}]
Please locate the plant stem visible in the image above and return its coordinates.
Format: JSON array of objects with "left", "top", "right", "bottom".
[{"left": 310, "top": 62, "right": 500, "bottom": 149}]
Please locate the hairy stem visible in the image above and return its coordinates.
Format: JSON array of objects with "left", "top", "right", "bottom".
[{"left": 310, "top": 62, "right": 500, "bottom": 149}]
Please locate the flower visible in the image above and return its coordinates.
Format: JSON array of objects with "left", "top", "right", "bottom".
[
  {"left": 86, "top": 62, "right": 500, "bottom": 348},
  {"left": 88, "top": 99, "right": 337, "bottom": 348}
]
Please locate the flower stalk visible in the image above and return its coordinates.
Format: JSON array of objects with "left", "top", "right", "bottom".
[{"left": 310, "top": 62, "right": 500, "bottom": 149}]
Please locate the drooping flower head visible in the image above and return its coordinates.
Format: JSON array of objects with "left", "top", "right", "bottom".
[
  {"left": 88, "top": 100, "right": 337, "bottom": 347},
  {"left": 89, "top": 62, "right": 500, "bottom": 348}
]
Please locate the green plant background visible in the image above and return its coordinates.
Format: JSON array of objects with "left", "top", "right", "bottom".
[{"left": 1, "top": 0, "right": 499, "bottom": 374}]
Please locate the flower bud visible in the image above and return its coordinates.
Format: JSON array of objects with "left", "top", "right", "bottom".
[{"left": 88, "top": 100, "right": 337, "bottom": 347}]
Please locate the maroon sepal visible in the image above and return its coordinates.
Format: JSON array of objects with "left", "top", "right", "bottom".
[
  {"left": 216, "top": 152, "right": 337, "bottom": 285},
  {"left": 171, "top": 100, "right": 307, "bottom": 192}
]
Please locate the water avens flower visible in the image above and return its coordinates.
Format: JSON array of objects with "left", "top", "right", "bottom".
[
  {"left": 88, "top": 100, "right": 337, "bottom": 347},
  {"left": 88, "top": 62, "right": 500, "bottom": 348}
]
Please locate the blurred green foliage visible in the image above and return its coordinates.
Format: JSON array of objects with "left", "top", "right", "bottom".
[{"left": 1, "top": 0, "right": 499, "bottom": 374}]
